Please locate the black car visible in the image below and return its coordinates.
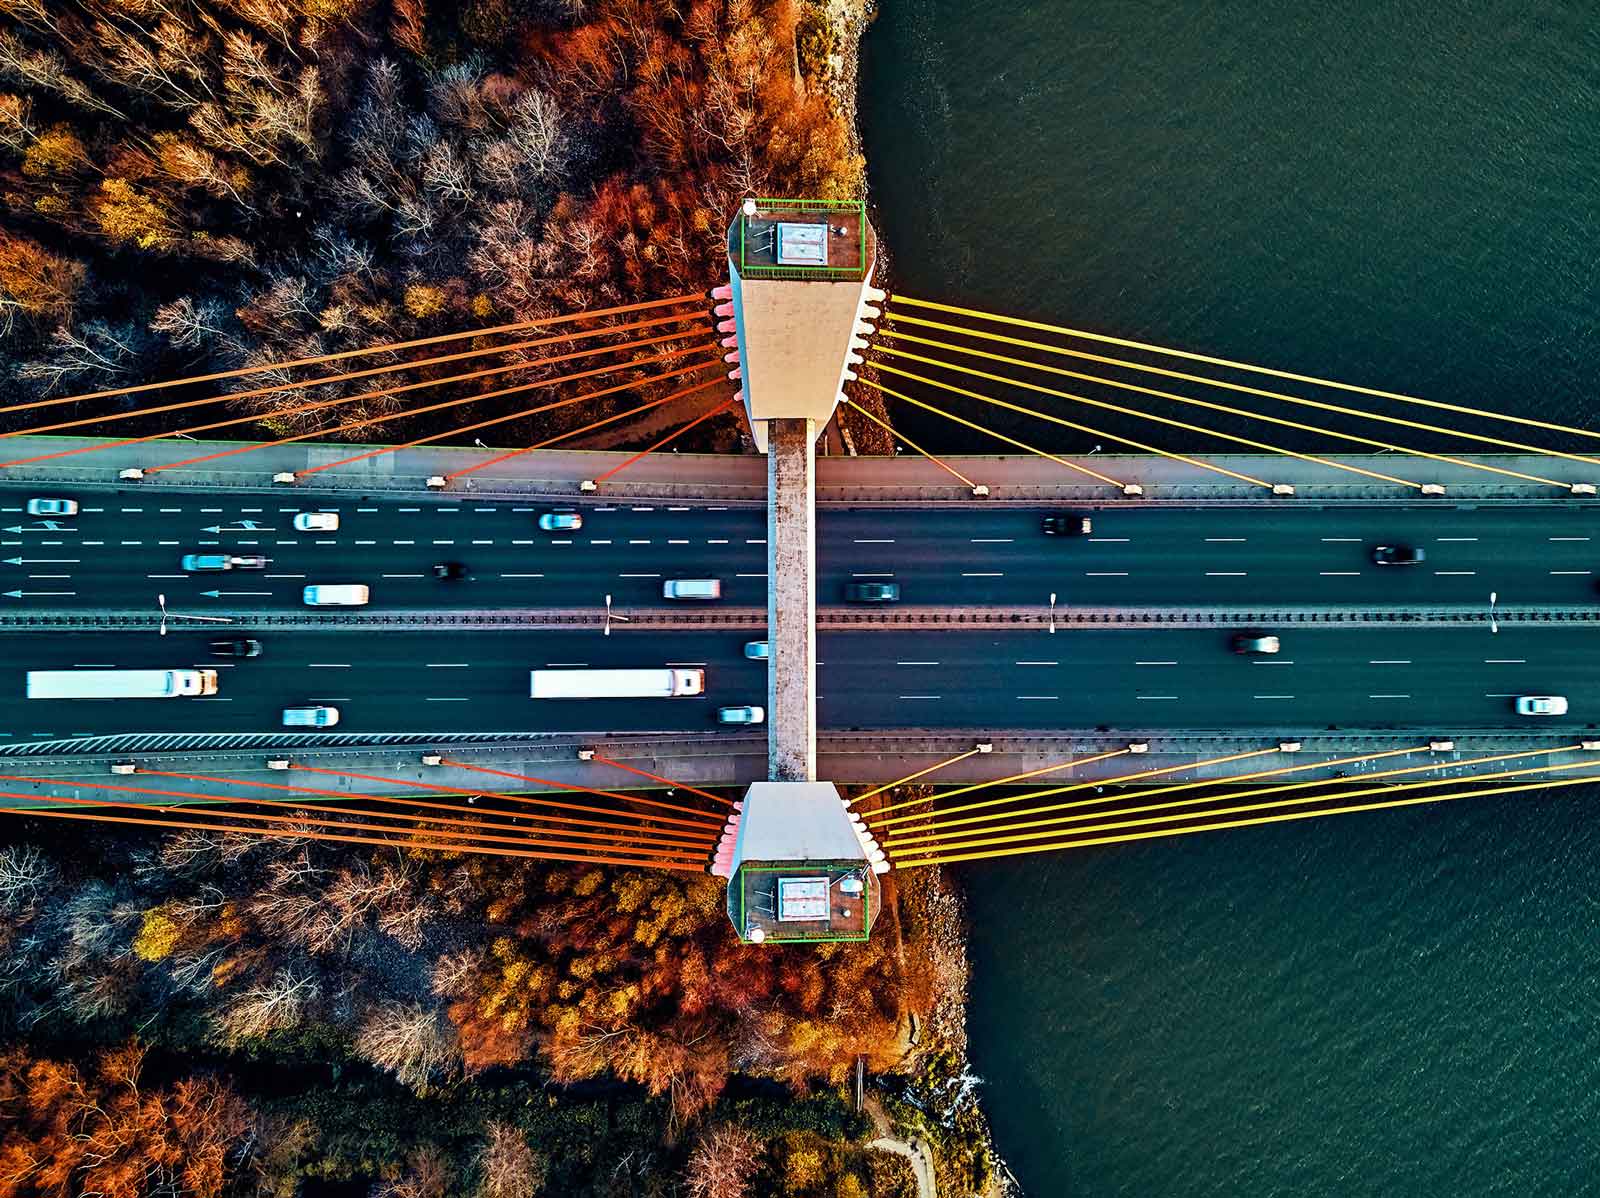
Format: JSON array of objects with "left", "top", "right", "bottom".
[
  {"left": 210, "top": 638, "right": 262, "bottom": 658},
  {"left": 1042, "top": 512, "right": 1093, "bottom": 536},
  {"left": 1371, "top": 544, "right": 1426, "bottom": 566},
  {"left": 432, "top": 561, "right": 468, "bottom": 580},
  {"left": 844, "top": 581, "right": 900, "bottom": 603}
]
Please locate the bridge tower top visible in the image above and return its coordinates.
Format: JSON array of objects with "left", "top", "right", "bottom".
[{"left": 722, "top": 198, "right": 881, "bottom": 453}]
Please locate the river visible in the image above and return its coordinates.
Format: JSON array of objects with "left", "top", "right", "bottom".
[{"left": 858, "top": 2, "right": 1600, "bottom": 1194}]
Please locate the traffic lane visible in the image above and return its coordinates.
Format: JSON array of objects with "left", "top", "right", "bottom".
[
  {"left": 0, "top": 630, "right": 768, "bottom": 738},
  {"left": 814, "top": 626, "right": 1600, "bottom": 730},
  {"left": 1, "top": 494, "right": 768, "bottom": 609},
  {"left": 818, "top": 507, "right": 1600, "bottom": 606}
]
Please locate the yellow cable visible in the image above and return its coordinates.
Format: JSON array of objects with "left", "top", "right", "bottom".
[
  {"left": 876, "top": 349, "right": 1430, "bottom": 489},
  {"left": 855, "top": 378, "right": 1127, "bottom": 486},
  {"left": 862, "top": 373, "right": 1272, "bottom": 490},
  {"left": 887, "top": 744, "right": 1575, "bottom": 847},
  {"left": 870, "top": 746, "right": 1282, "bottom": 829},
  {"left": 880, "top": 325, "right": 1566, "bottom": 488},
  {"left": 863, "top": 749, "right": 1132, "bottom": 819},
  {"left": 848, "top": 747, "right": 989, "bottom": 806},
  {"left": 893, "top": 294, "right": 1600, "bottom": 448},
  {"left": 838, "top": 398, "right": 982, "bottom": 489},
  {"left": 884, "top": 744, "right": 1427, "bottom": 838},
  {"left": 891, "top": 770, "right": 1600, "bottom": 868}
]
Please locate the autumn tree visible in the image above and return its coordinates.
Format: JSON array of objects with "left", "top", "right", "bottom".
[{"left": 685, "top": 1123, "right": 761, "bottom": 1198}]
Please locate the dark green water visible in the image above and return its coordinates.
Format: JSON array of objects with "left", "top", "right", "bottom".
[{"left": 858, "top": 3, "right": 1600, "bottom": 1194}]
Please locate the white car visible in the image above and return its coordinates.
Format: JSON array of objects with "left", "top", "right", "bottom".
[
  {"left": 292, "top": 512, "right": 340, "bottom": 532},
  {"left": 26, "top": 497, "right": 78, "bottom": 517},
  {"left": 282, "top": 705, "right": 340, "bottom": 728},
  {"left": 744, "top": 641, "right": 770, "bottom": 660},
  {"left": 303, "top": 584, "right": 369, "bottom": 606},
  {"left": 718, "top": 705, "right": 765, "bottom": 725},
  {"left": 538, "top": 512, "right": 583, "bottom": 532},
  {"left": 1515, "top": 695, "right": 1568, "bottom": 717}
]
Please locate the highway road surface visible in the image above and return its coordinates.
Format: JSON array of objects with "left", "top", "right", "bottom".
[
  {"left": 2, "top": 490, "right": 1599, "bottom": 612},
  {"left": 2, "top": 626, "right": 1597, "bottom": 743}
]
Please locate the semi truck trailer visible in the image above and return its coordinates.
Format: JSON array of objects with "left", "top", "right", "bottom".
[
  {"left": 530, "top": 668, "right": 704, "bottom": 699},
  {"left": 26, "top": 669, "right": 219, "bottom": 699}
]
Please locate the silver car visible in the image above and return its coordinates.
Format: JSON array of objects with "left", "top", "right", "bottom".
[
  {"left": 538, "top": 512, "right": 583, "bottom": 532},
  {"left": 717, "top": 705, "right": 765, "bottom": 725},
  {"left": 282, "top": 705, "right": 340, "bottom": 727},
  {"left": 1515, "top": 695, "right": 1568, "bottom": 717},
  {"left": 25, "top": 497, "right": 78, "bottom": 517}
]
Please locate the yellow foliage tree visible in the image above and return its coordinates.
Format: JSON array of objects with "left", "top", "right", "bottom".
[
  {"left": 21, "top": 125, "right": 89, "bottom": 177},
  {"left": 403, "top": 284, "right": 447, "bottom": 319},
  {"left": 133, "top": 906, "right": 183, "bottom": 961},
  {"left": 93, "top": 178, "right": 178, "bottom": 251}
]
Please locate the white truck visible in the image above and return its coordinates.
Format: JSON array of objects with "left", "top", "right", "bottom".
[
  {"left": 530, "top": 668, "right": 704, "bottom": 699},
  {"left": 26, "top": 669, "right": 219, "bottom": 699}
]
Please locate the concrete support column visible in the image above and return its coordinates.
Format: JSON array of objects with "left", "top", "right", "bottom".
[{"left": 766, "top": 417, "right": 816, "bottom": 781}]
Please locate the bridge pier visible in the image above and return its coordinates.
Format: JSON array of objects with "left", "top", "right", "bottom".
[{"left": 767, "top": 417, "right": 817, "bottom": 781}]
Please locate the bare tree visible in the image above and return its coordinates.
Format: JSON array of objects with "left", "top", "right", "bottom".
[
  {"left": 0, "top": 844, "right": 51, "bottom": 915},
  {"left": 684, "top": 1125, "right": 761, "bottom": 1198},
  {"left": 0, "top": 29, "right": 125, "bottom": 118},
  {"left": 353, "top": 1001, "right": 462, "bottom": 1091},
  {"left": 212, "top": 966, "right": 319, "bottom": 1045},
  {"left": 475, "top": 1121, "right": 547, "bottom": 1198}
]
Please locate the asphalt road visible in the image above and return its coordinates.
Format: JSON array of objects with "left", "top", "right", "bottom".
[
  {"left": 3, "top": 626, "right": 1596, "bottom": 742},
  {"left": 2, "top": 489, "right": 1599, "bottom": 612}
]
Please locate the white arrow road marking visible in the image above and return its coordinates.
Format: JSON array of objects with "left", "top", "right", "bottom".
[
  {"left": 4, "top": 590, "right": 74, "bottom": 598},
  {"left": 199, "top": 590, "right": 273, "bottom": 598},
  {"left": 3, "top": 558, "right": 79, "bottom": 565},
  {"left": 204, "top": 522, "right": 276, "bottom": 533}
]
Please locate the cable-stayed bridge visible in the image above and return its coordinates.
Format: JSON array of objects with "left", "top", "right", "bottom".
[{"left": 4, "top": 198, "right": 1599, "bottom": 943}]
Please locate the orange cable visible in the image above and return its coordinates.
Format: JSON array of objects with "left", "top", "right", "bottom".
[
  {"left": 589, "top": 397, "right": 739, "bottom": 484},
  {"left": 146, "top": 344, "right": 716, "bottom": 474},
  {"left": 447, "top": 378, "right": 729, "bottom": 480},
  {"left": 9, "top": 293, "right": 706, "bottom": 412}
]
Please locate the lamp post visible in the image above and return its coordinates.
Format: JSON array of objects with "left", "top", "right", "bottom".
[
  {"left": 157, "top": 593, "right": 233, "bottom": 637},
  {"left": 1488, "top": 591, "right": 1499, "bottom": 635},
  {"left": 603, "top": 594, "right": 630, "bottom": 637},
  {"left": 1048, "top": 591, "right": 1057, "bottom": 635}
]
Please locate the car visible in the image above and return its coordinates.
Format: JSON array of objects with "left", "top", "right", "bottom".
[
  {"left": 663, "top": 578, "right": 722, "bottom": 600},
  {"left": 1515, "top": 695, "right": 1568, "bottom": 717},
  {"left": 292, "top": 512, "right": 340, "bottom": 532},
  {"left": 303, "top": 584, "right": 370, "bottom": 606},
  {"left": 1231, "top": 632, "right": 1281, "bottom": 655},
  {"left": 744, "top": 641, "right": 770, "bottom": 660},
  {"left": 25, "top": 497, "right": 78, "bottom": 517},
  {"left": 538, "top": 512, "right": 583, "bottom": 532},
  {"left": 1042, "top": 512, "right": 1093, "bottom": 536},
  {"left": 181, "top": 554, "right": 232, "bottom": 572},
  {"left": 282, "top": 705, "right": 340, "bottom": 728},
  {"left": 432, "top": 561, "right": 467, "bottom": 580},
  {"left": 717, "top": 705, "right": 765, "bottom": 725},
  {"left": 209, "top": 638, "right": 262, "bottom": 658},
  {"left": 844, "top": 581, "right": 900, "bottom": 602},
  {"left": 1372, "top": 545, "right": 1426, "bottom": 566}
]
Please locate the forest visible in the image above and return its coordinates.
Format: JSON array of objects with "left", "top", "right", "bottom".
[{"left": 0, "top": 0, "right": 872, "bottom": 451}]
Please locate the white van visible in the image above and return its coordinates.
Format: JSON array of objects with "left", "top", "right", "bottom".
[
  {"left": 663, "top": 578, "right": 722, "bottom": 600},
  {"left": 303, "top": 584, "right": 370, "bottom": 606}
]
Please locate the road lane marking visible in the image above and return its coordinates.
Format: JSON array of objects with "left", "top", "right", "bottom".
[
  {"left": 1485, "top": 693, "right": 1518, "bottom": 698},
  {"left": 1137, "top": 695, "right": 1178, "bottom": 700},
  {"left": 1320, "top": 571, "right": 1360, "bottom": 576},
  {"left": 668, "top": 539, "right": 689, "bottom": 544},
  {"left": 120, "top": 508, "right": 144, "bottom": 513},
  {"left": 427, "top": 663, "right": 469, "bottom": 668},
  {"left": 120, "top": 540, "right": 142, "bottom": 546},
  {"left": 897, "top": 661, "right": 939, "bottom": 666},
  {"left": 855, "top": 538, "right": 895, "bottom": 543},
  {"left": 1434, "top": 570, "right": 1476, "bottom": 575},
  {"left": 631, "top": 506, "right": 655, "bottom": 512},
  {"left": 852, "top": 572, "right": 895, "bottom": 577},
  {"left": 426, "top": 697, "right": 469, "bottom": 702},
  {"left": 619, "top": 573, "right": 660, "bottom": 578},
  {"left": 665, "top": 660, "right": 707, "bottom": 666},
  {"left": 146, "top": 574, "right": 186, "bottom": 579},
  {"left": 471, "top": 539, "right": 493, "bottom": 545},
  {"left": 1136, "top": 661, "right": 1177, "bottom": 666},
  {"left": 354, "top": 539, "right": 376, "bottom": 545},
  {"left": 746, "top": 538, "right": 766, "bottom": 544},
  {"left": 971, "top": 538, "right": 1012, "bottom": 543},
  {"left": 1016, "top": 661, "right": 1058, "bottom": 666},
  {"left": 1549, "top": 537, "right": 1590, "bottom": 542},
  {"left": 308, "top": 663, "right": 350, "bottom": 668},
  {"left": 962, "top": 572, "right": 1004, "bottom": 577},
  {"left": 898, "top": 695, "right": 940, "bottom": 700},
  {"left": 399, "top": 507, "right": 420, "bottom": 512},
  {"left": 381, "top": 573, "right": 424, "bottom": 578},
  {"left": 551, "top": 539, "right": 572, "bottom": 545},
  {"left": 199, "top": 508, "right": 221, "bottom": 513},
  {"left": 1321, "top": 537, "right": 1360, "bottom": 542},
  {"left": 546, "top": 662, "right": 589, "bottom": 667},
  {"left": 265, "top": 574, "right": 304, "bottom": 579},
  {"left": 669, "top": 506, "right": 691, "bottom": 512},
  {"left": 1484, "top": 659, "right": 1526, "bottom": 664},
  {"left": 159, "top": 507, "right": 182, "bottom": 513},
  {"left": 1436, "top": 537, "right": 1478, "bottom": 542},
  {"left": 1089, "top": 537, "right": 1129, "bottom": 542},
  {"left": 591, "top": 539, "right": 613, "bottom": 545},
  {"left": 1370, "top": 659, "right": 1412, "bottom": 664},
  {"left": 511, "top": 540, "right": 535, "bottom": 545},
  {"left": 28, "top": 574, "right": 69, "bottom": 578},
  {"left": 500, "top": 573, "right": 544, "bottom": 579},
  {"left": 629, "top": 539, "right": 652, "bottom": 544},
  {"left": 737, "top": 572, "right": 767, "bottom": 577},
  {"left": 158, "top": 540, "right": 179, "bottom": 546},
  {"left": 1368, "top": 694, "right": 1410, "bottom": 699},
  {"left": 1206, "top": 571, "right": 1246, "bottom": 576},
  {"left": 474, "top": 507, "right": 496, "bottom": 513},
  {"left": 1253, "top": 694, "right": 1295, "bottom": 699},
  {"left": 276, "top": 540, "right": 299, "bottom": 546},
  {"left": 241, "top": 508, "right": 262, "bottom": 513},
  {"left": 1253, "top": 660, "right": 1294, "bottom": 665},
  {"left": 1550, "top": 570, "right": 1592, "bottom": 575},
  {"left": 1086, "top": 571, "right": 1129, "bottom": 576},
  {"left": 708, "top": 539, "right": 730, "bottom": 544},
  {"left": 1205, "top": 537, "right": 1246, "bottom": 542},
  {"left": 432, "top": 540, "right": 454, "bottom": 545},
  {"left": 358, "top": 508, "right": 379, "bottom": 513},
  {"left": 1017, "top": 695, "right": 1059, "bottom": 700}
]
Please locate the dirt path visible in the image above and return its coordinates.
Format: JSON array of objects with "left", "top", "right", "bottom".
[{"left": 865, "top": 1094, "right": 937, "bottom": 1198}]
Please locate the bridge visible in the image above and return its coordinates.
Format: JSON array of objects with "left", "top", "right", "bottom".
[{"left": 4, "top": 198, "right": 1600, "bottom": 943}]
